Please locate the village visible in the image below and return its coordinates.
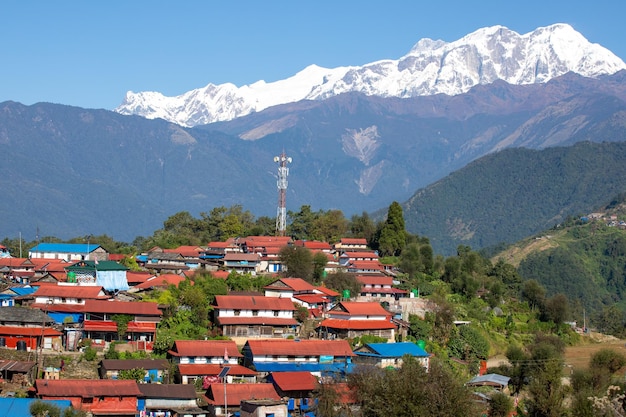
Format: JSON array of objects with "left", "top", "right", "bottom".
[{"left": 0, "top": 236, "right": 492, "bottom": 417}]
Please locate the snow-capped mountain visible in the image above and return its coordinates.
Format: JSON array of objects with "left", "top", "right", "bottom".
[{"left": 115, "top": 23, "right": 626, "bottom": 127}]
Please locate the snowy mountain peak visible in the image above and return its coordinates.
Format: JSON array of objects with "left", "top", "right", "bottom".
[{"left": 115, "top": 24, "right": 626, "bottom": 127}]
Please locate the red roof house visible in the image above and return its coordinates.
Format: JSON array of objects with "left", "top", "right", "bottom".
[{"left": 35, "top": 379, "right": 141, "bottom": 415}]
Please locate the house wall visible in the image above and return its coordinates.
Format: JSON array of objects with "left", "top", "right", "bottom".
[{"left": 218, "top": 309, "right": 293, "bottom": 319}]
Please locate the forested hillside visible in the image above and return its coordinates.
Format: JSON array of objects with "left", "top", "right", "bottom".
[
  {"left": 403, "top": 141, "right": 626, "bottom": 255},
  {"left": 493, "top": 193, "right": 626, "bottom": 331}
]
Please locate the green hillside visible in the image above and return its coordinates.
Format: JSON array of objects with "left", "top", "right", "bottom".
[
  {"left": 494, "top": 193, "right": 626, "bottom": 316},
  {"left": 403, "top": 141, "right": 626, "bottom": 255}
]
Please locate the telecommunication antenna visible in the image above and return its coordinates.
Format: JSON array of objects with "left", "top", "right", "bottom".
[{"left": 274, "top": 151, "right": 292, "bottom": 236}]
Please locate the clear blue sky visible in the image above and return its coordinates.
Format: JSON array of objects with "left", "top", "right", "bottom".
[{"left": 1, "top": 0, "right": 624, "bottom": 110}]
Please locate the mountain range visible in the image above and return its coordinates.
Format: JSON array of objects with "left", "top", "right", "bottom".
[
  {"left": 4, "top": 23, "right": 626, "bottom": 250},
  {"left": 115, "top": 24, "right": 626, "bottom": 127}
]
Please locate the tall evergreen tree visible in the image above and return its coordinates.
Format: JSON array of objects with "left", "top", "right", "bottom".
[{"left": 376, "top": 201, "right": 407, "bottom": 256}]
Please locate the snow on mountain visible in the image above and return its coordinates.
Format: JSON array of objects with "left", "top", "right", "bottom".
[{"left": 115, "top": 24, "right": 626, "bottom": 127}]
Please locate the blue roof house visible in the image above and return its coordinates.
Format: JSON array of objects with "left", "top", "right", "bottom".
[
  {"left": 29, "top": 243, "right": 109, "bottom": 262},
  {"left": 353, "top": 342, "right": 430, "bottom": 370}
]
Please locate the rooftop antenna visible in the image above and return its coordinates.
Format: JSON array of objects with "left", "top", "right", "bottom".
[{"left": 274, "top": 151, "right": 292, "bottom": 236}]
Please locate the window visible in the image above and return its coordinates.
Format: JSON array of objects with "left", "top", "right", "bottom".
[{"left": 234, "top": 310, "right": 240, "bottom": 316}]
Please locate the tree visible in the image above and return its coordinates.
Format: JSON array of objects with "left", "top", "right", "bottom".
[
  {"left": 30, "top": 400, "right": 61, "bottom": 417},
  {"left": 375, "top": 201, "right": 407, "bottom": 256},
  {"left": 489, "top": 392, "right": 513, "bottom": 417},
  {"left": 522, "top": 279, "right": 546, "bottom": 310},
  {"left": 279, "top": 245, "right": 314, "bottom": 282},
  {"left": 287, "top": 205, "right": 318, "bottom": 240},
  {"left": 111, "top": 314, "right": 133, "bottom": 340},
  {"left": 348, "top": 357, "right": 480, "bottom": 417},
  {"left": 118, "top": 367, "right": 146, "bottom": 383},
  {"left": 323, "top": 271, "right": 360, "bottom": 299},
  {"left": 312, "top": 251, "right": 328, "bottom": 282},
  {"left": 349, "top": 211, "right": 377, "bottom": 243},
  {"left": 540, "top": 293, "right": 570, "bottom": 324}
]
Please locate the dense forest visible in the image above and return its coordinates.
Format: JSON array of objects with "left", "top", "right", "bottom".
[{"left": 403, "top": 141, "right": 626, "bottom": 255}]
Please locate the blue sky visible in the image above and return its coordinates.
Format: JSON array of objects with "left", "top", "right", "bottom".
[{"left": 1, "top": 0, "right": 624, "bottom": 110}]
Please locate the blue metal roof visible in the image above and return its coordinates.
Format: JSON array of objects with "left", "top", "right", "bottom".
[
  {"left": 253, "top": 361, "right": 354, "bottom": 374},
  {"left": 30, "top": 243, "right": 100, "bottom": 253},
  {"left": 10, "top": 287, "right": 37, "bottom": 296},
  {"left": 355, "top": 342, "right": 429, "bottom": 358},
  {"left": 0, "top": 398, "right": 71, "bottom": 417},
  {"left": 467, "top": 373, "right": 510, "bottom": 387}
]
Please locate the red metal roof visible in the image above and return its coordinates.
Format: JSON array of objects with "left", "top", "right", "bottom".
[
  {"left": 245, "top": 339, "right": 354, "bottom": 356},
  {"left": 125, "top": 271, "right": 154, "bottom": 284},
  {"left": 265, "top": 278, "right": 316, "bottom": 292},
  {"left": 214, "top": 295, "right": 297, "bottom": 311},
  {"left": 319, "top": 318, "right": 397, "bottom": 330},
  {"left": 335, "top": 301, "right": 390, "bottom": 316},
  {"left": 177, "top": 364, "right": 256, "bottom": 376},
  {"left": 339, "top": 238, "right": 367, "bottom": 245},
  {"left": 314, "top": 286, "right": 339, "bottom": 297},
  {"left": 210, "top": 270, "right": 230, "bottom": 280},
  {"left": 169, "top": 340, "right": 242, "bottom": 358},
  {"left": 133, "top": 274, "right": 187, "bottom": 289},
  {"left": 164, "top": 246, "right": 202, "bottom": 257},
  {"left": 84, "top": 299, "right": 161, "bottom": 316},
  {"left": 203, "top": 383, "right": 279, "bottom": 406},
  {"left": 35, "top": 379, "right": 142, "bottom": 397},
  {"left": 293, "top": 294, "right": 328, "bottom": 304},
  {"left": 83, "top": 320, "right": 156, "bottom": 333},
  {"left": 357, "top": 275, "right": 394, "bottom": 285},
  {"left": 271, "top": 371, "right": 317, "bottom": 391},
  {"left": 33, "top": 285, "right": 106, "bottom": 299},
  {"left": 0, "top": 326, "right": 61, "bottom": 337}
]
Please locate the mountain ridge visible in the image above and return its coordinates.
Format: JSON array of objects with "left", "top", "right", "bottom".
[{"left": 115, "top": 23, "right": 626, "bottom": 127}]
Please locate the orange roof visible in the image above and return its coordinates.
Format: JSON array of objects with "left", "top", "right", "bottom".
[
  {"left": 245, "top": 339, "right": 354, "bottom": 356},
  {"left": 210, "top": 270, "right": 230, "bottom": 280},
  {"left": 35, "top": 379, "right": 141, "bottom": 397},
  {"left": 169, "top": 340, "right": 242, "bottom": 358},
  {"left": 314, "top": 286, "right": 340, "bottom": 297},
  {"left": 340, "top": 251, "right": 379, "bottom": 259},
  {"left": 203, "top": 383, "right": 279, "bottom": 406},
  {"left": 177, "top": 364, "right": 256, "bottom": 376},
  {"left": 335, "top": 301, "right": 390, "bottom": 316},
  {"left": 339, "top": 238, "right": 367, "bottom": 245},
  {"left": 0, "top": 326, "right": 62, "bottom": 337},
  {"left": 164, "top": 246, "right": 202, "bottom": 257},
  {"left": 133, "top": 274, "right": 187, "bottom": 289},
  {"left": 271, "top": 371, "right": 317, "bottom": 391},
  {"left": 293, "top": 294, "right": 328, "bottom": 304},
  {"left": 214, "top": 295, "right": 296, "bottom": 311},
  {"left": 294, "top": 240, "right": 332, "bottom": 250},
  {"left": 265, "top": 278, "right": 316, "bottom": 292},
  {"left": 349, "top": 260, "right": 383, "bottom": 270},
  {"left": 319, "top": 318, "right": 397, "bottom": 330},
  {"left": 83, "top": 299, "right": 161, "bottom": 316},
  {"left": 0, "top": 258, "right": 29, "bottom": 267},
  {"left": 125, "top": 271, "right": 154, "bottom": 284},
  {"left": 30, "top": 259, "right": 69, "bottom": 272},
  {"left": 33, "top": 285, "right": 106, "bottom": 299}
]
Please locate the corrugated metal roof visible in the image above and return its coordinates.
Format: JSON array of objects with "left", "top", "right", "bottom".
[
  {"left": 0, "top": 360, "right": 35, "bottom": 373},
  {"left": 35, "top": 379, "right": 142, "bottom": 397},
  {"left": 354, "top": 342, "right": 429, "bottom": 358},
  {"left": 245, "top": 339, "right": 354, "bottom": 356},
  {"left": 467, "top": 373, "right": 510, "bottom": 387},
  {"left": 270, "top": 371, "right": 317, "bottom": 391},
  {"left": 84, "top": 299, "right": 161, "bottom": 316},
  {"left": 203, "top": 383, "right": 279, "bottom": 406},
  {"left": 216, "top": 317, "right": 298, "bottom": 326},
  {"left": 30, "top": 243, "right": 101, "bottom": 254}
]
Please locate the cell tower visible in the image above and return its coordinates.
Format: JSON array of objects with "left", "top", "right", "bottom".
[{"left": 274, "top": 151, "right": 292, "bottom": 236}]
